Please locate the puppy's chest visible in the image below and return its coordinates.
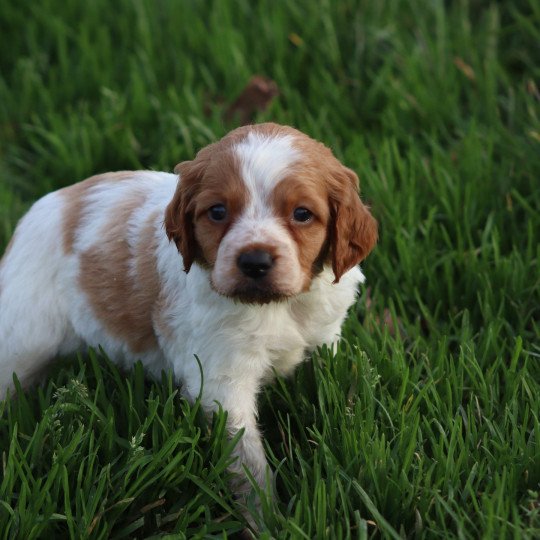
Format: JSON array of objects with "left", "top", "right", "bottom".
[
  {"left": 161, "top": 270, "right": 348, "bottom": 376},
  {"left": 251, "top": 309, "right": 310, "bottom": 376},
  {"left": 260, "top": 299, "right": 339, "bottom": 373},
  {"left": 205, "top": 301, "right": 317, "bottom": 369},
  {"left": 241, "top": 305, "right": 309, "bottom": 355}
]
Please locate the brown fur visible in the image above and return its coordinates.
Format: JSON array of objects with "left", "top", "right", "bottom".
[
  {"left": 326, "top": 166, "right": 378, "bottom": 282},
  {"left": 165, "top": 137, "right": 248, "bottom": 271},
  {"left": 287, "top": 132, "right": 378, "bottom": 282},
  {"left": 79, "top": 196, "right": 161, "bottom": 353},
  {"left": 270, "top": 175, "right": 329, "bottom": 289},
  {"left": 62, "top": 171, "right": 135, "bottom": 253},
  {"left": 191, "top": 153, "right": 248, "bottom": 268}
]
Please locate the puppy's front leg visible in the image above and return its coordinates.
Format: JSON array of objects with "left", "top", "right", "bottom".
[
  {"left": 199, "top": 377, "right": 269, "bottom": 494},
  {"left": 228, "top": 410, "right": 268, "bottom": 495}
]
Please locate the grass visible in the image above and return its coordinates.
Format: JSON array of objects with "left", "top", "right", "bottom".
[{"left": 0, "top": 0, "right": 539, "bottom": 537}]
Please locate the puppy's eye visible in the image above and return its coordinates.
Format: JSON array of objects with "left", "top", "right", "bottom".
[
  {"left": 292, "top": 207, "right": 313, "bottom": 223},
  {"left": 208, "top": 204, "right": 227, "bottom": 222}
]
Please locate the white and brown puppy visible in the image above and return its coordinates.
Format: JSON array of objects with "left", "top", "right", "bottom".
[{"left": 0, "top": 123, "right": 377, "bottom": 488}]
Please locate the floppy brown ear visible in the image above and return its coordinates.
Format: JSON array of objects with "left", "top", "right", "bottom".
[
  {"left": 164, "top": 159, "right": 206, "bottom": 273},
  {"left": 330, "top": 166, "right": 378, "bottom": 283}
]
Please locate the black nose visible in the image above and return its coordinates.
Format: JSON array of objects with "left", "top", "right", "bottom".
[{"left": 237, "top": 250, "right": 274, "bottom": 279}]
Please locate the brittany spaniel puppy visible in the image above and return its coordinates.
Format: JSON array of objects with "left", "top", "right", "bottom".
[{"left": 0, "top": 123, "right": 377, "bottom": 490}]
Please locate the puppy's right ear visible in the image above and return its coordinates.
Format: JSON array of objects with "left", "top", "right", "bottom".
[{"left": 165, "top": 157, "right": 207, "bottom": 273}]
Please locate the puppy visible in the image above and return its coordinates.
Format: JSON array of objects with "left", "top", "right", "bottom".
[{"left": 0, "top": 123, "right": 377, "bottom": 490}]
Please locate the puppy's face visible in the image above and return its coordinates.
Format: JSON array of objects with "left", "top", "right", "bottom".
[{"left": 165, "top": 123, "right": 377, "bottom": 304}]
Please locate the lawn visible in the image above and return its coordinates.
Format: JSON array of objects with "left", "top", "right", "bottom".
[{"left": 0, "top": 0, "right": 539, "bottom": 537}]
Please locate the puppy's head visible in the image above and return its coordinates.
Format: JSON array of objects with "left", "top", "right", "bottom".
[{"left": 165, "top": 123, "right": 377, "bottom": 303}]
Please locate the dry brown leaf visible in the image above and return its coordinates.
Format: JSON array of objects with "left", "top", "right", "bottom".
[
  {"left": 224, "top": 75, "right": 279, "bottom": 125},
  {"left": 453, "top": 57, "right": 476, "bottom": 81}
]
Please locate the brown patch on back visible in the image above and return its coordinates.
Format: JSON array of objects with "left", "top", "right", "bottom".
[
  {"left": 79, "top": 198, "right": 161, "bottom": 354},
  {"left": 62, "top": 171, "right": 135, "bottom": 253}
]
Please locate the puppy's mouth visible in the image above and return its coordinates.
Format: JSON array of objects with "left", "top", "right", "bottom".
[
  {"left": 211, "top": 277, "right": 292, "bottom": 305},
  {"left": 212, "top": 282, "right": 292, "bottom": 305},
  {"left": 231, "top": 282, "right": 290, "bottom": 304}
]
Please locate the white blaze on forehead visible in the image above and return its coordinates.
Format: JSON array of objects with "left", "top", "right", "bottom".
[{"left": 234, "top": 132, "right": 300, "bottom": 217}]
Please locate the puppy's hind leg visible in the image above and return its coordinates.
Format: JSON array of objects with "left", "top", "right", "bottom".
[
  {"left": 0, "top": 300, "right": 72, "bottom": 400},
  {"left": 0, "top": 194, "right": 75, "bottom": 399}
]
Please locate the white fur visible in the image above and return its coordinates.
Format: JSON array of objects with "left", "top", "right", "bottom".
[
  {"left": 0, "top": 161, "right": 364, "bottom": 489},
  {"left": 235, "top": 132, "right": 299, "bottom": 211}
]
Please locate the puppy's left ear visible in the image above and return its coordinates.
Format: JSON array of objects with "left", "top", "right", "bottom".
[{"left": 329, "top": 166, "right": 378, "bottom": 283}]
